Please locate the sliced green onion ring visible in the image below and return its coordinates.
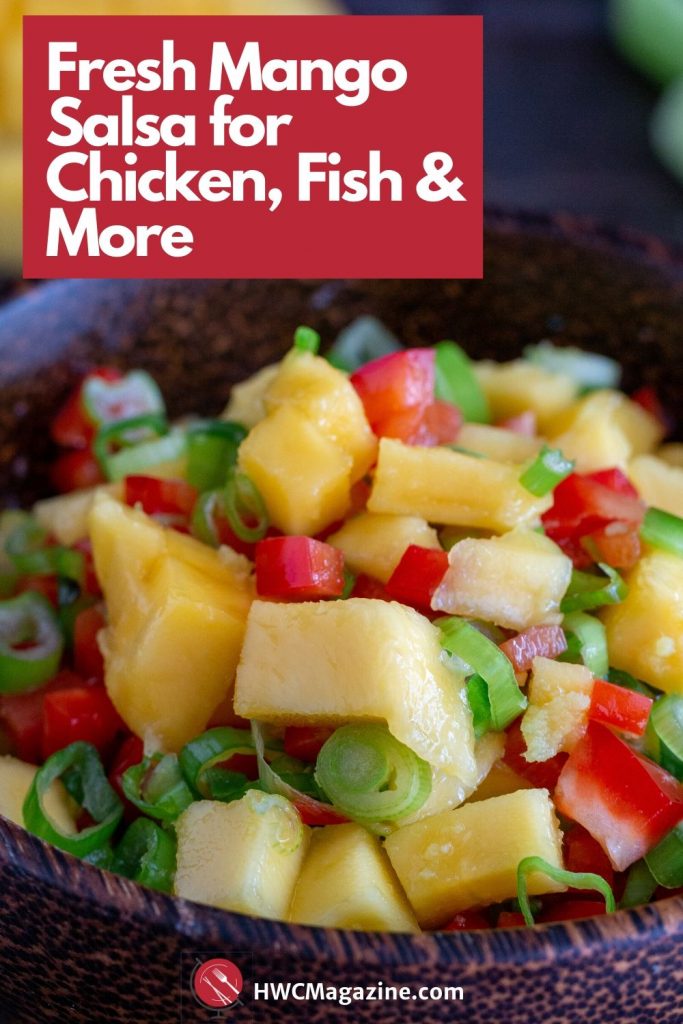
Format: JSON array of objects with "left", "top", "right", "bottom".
[
  {"left": 326, "top": 315, "right": 400, "bottom": 371},
  {"left": 561, "top": 611, "right": 609, "bottom": 679},
  {"left": 5, "top": 515, "right": 84, "bottom": 584},
  {"left": 523, "top": 341, "right": 621, "bottom": 391},
  {"left": 251, "top": 720, "right": 341, "bottom": 819},
  {"left": 314, "top": 723, "right": 431, "bottom": 823},
  {"left": 439, "top": 617, "right": 527, "bottom": 731},
  {"left": 620, "top": 859, "right": 658, "bottom": 909},
  {"left": 105, "top": 430, "right": 187, "bottom": 483},
  {"left": 645, "top": 823, "right": 683, "bottom": 888},
  {"left": 191, "top": 490, "right": 222, "bottom": 547},
  {"left": 23, "top": 741, "right": 123, "bottom": 857},
  {"left": 560, "top": 563, "right": 627, "bottom": 614},
  {"left": 293, "top": 325, "right": 321, "bottom": 354},
  {"left": 519, "top": 446, "right": 574, "bottom": 497},
  {"left": 122, "top": 753, "right": 194, "bottom": 822},
  {"left": 641, "top": 507, "right": 683, "bottom": 558},
  {"left": 434, "top": 341, "right": 490, "bottom": 423},
  {"left": 645, "top": 694, "right": 683, "bottom": 781},
  {"left": 186, "top": 420, "right": 247, "bottom": 492},
  {"left": 223, "top": 469, "right": 269, "bottom": 543},
  {"left": 179, "top": 726, "right": 258, "bottom": 796},
  {"left": 112, "top": 818, "right": 176, "bottom": 893},
  {"left": 93, "top": 413, "right": 168, "bottom": 479},
  {"left": 0, "top": 592, "right": 64, "bottom": 694},
  {"left": 82, "top": 370, "right": 165, "bottom": 428},
  {"left": 516, "top": 856, "right": 616, "bottom": 927},
  {"left": 466, "top": 674, "right": 492, "bottom": 739}
]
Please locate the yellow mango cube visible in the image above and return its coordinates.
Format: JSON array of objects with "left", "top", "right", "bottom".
[
  {"left": 0, "top": 755, "right": 75, "bottom": 834},
  {"left": 238, "top": 405, "right": 352, "bottom": 535},
  {"left": 628, "top": 455, "right": 683, "bottom": 517},
  {"left": 174, "top": 792, "right": 309, "bottom": 918},
  {"left": 603, "top": 549, "right": 683, "bottom": 695},
  {"left": 222, "top": 363, "right": 280, "bottom": 428},
  {"left": 33, "top": 483, "right": 122, "bottom": 546},
  {"left": 466, "top": 761, "right": 533, "bottom": 803},
  {"left": 549, "top": 391, "right": 664, "bottom": 472},
  {"left": 399, "top": 733, "right": 504, "bottom": 825},
  {"left": 327, "top": 512, "right": 440, "bottom": 583},
  {"left": 289, "top": 823, "right": 419, "bottom": 932},
  {"left": 368, "top": 439, "right": 552, "bottom": 533},
  {"left": 474, "top": 359, "right": 578, "bottom": 432},
  {"left": 265, "top": 350, "right": 376, "bottom": 483},
  {"left": 384, "top": 789, "right": 565, "bottom": 927},
  {"left": 89, "top": 494, "right": 253, "bottom": 751},
  {"left": 234, "top": 598, "right": 476, "bottom": 783},
  {"left": 457, "top": 423, "right": 542, "bottom": 464},
  {"left": 431, "top": 529, "right": 572, "bottom": 630},
  {"left": 657, "top": 444, "right": 683, "bottom": 469},
  {"left": 521, "top": 658, "right": 594, "bottom": 762}
]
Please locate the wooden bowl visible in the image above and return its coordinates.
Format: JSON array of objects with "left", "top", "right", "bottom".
[{"left": 0, "top": 211, "right": 682, "bottom": 1024}]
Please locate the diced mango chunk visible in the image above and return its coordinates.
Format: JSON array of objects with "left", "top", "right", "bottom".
[
  {"left": 431, "top": 529, "right": 571, "bottom": 630},
  {"left": 368, "top": 439, "right": 552, "bottom": 533},
  {"left": 384, "top": 789, "right": 565, "bottom": 927},
  {"left": 238, "top": 405, "right": 352, "bottom": 535},
  {"left": 603, "top": 549, "right": 683, "bottom": 695},
  {"left": 33, "top": 483, "right": 122, "bottom": 546},
  {"left": 328, "top": 512, "right": 440, "bottom": 583},
  {"left": 222, "top": 363, "right": 280, "bottom": 428},
  {"left": 657, "top": 444, "right": 683, "bottom": 469},
  {"left": 89, "top": 494, "right": 253, "bottom": 752},
  {"left": 466, "top": 760, "right": 533, "bottom": 803},
  {"left": 399, "top": 733, "right": 504, "bottom": 825},
  {"left": 548, "top": 391, "right": 664, "bottom": 472},
  {"left": 265, "top": 350, "right": 376, "bottom": 483},
  {"left": 289, "top": 823, "right": 419, "bottom": 932},
  {"left": 521, "top": 657, "right": 594, "bottom": 762},
  {"left": 174, "top": 792, "right": 309, "bottom": 918},
  {"left": 0, "top": 755, "right": 75, "bottom": 834},
  {"left": 474, "top": 359, "right": 578, "bottom": 432},
  {"left": 628, "top": 455, "right": 683, "bottom": 517},
  {"left": 457, "top": 423, "right": 542, "bottom": 464},
  {"left": 234, "top": 598, "right": 476, "bottom": 783}
]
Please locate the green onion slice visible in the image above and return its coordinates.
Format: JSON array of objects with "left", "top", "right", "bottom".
[
  {"left": 439, "top": 617, "right": 527, "bottom": 731},
  {"left": 434, "top": 341, "right": 490, "bottom": 423},
  {"left": 0, "top": 592, "right": 64, "bottom": 694},
  {"left": 112, "top": 818, "right": 176, "bottom": 894},
  {"left": 561, "top": 611, "right": 609, "bottom": 679},
  {"left": 186, "top": 420, "right": 247, "bottom": 492},
  {"left": 82, "top": 370, "right": 165, "bottom": 429},
  {"left": 560, "top": 563, "right": 627, "bottom": 614},
  {"left": 645, "top": 694, "right": 683, "bottom": 781},
  {"left": 251, "top": 720, "right": 341, "bottom": 818},
  {"left": 5, "top": 515, "right": 84, "bottom": 584},
  {"left": 179, "top": 726, "right": 258, "bottom": 796},
  {"left": 516, "top": 856, "right": 616, "bottom": 926},
  {"left": 326, "top": 315, "right": 400, "bottom": 371},
  {"left": 467, "top": 674, "right": 492, "bottom": 739},
  {"left": 93, "top": 413, "right": 168, "bottom": 479},
  {"left": 645, "top": 823, "right": 683, "bottom": 888},
  {"left": 122, "top": 753, "right": 194, "bottom": 822},
  {"left": 314, "top": 724, "right": 431, "bottom": 823},
  {"left": 105, "top": 431, "right": 187, "bottom": 483},
  {"left": 293, "top": 325, "right": 321, "bottom": 355},
  {"left": 620, "top": 859, "right": 658, "bottom": 909},
  {"left": 223, "top": 469, "right": 269, "bottom": 543},
  {"left": 23, "top": 741, "right": 123, "bottom": 857},
  {"left": 519, "top": 446, "right": 574, "bottom": 497},
  {"left": 191, "top": 490, "right": 222, "bottom": 547},
  {"left": 641, "top": 507, "right": 683, "bottom": 558},
  {"left": 523, "top": 341, "right": 621, "bottom": 391}
]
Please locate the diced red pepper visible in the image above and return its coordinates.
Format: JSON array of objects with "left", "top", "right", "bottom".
[
  {"left": 0, "top": 670, "right": 84, "bottom": 763},
  {"left": 385, "top": 545, "right": 449, "bottom": 609},
  {"left": 588, "top": 679, "right": 653, "bottom": 737},
  {"left": 586, "top": 468, "right": 641, "bottom": 499},
  {"left": 108, "top": 733, "right": 144, "bottom": 819},
  {"left": 369, "top": 400, "right": 462, "bottom": 447},
  {"left": 350, "top": 349, "right": 435, "bottom": 428},
  {"left": 350, "top": 573, "right": 393, "bottom": 601},
  {"left": 284, "top": 725, "right": 335, "bottom": 763},
  {"left": 555, "top": 721, "right": 683, "bottom": 871},
  {"left": 503, "top": 719, "right": 568, "bottom": 792},
  {"left": 542, "top": 470, "right": 644, "bottom": 542},
  {"left": 42, "top": 686, "right": 124, "bottom": 760},
  {"left": 51, "top": 368, "right": 122, "bottom": 450},
  {"left": 51, "top": 448, "right": 105, "bottom": 494},
  {"left": 538, "top": 899, "right": 608, "bottom": 923},
  {"left": 498, "top": 411, "right": 537, "bottom": 436},
  {"left": 255, "top": 536, "right": 345, "bottom": 600},
  {"left": 564, "top": 825, "right": 614, "bottom": 887},
  {"left": 14, "top": 574, "right": 59, "bottom": 608},
  {"left": 73, "top": 606, "right": 106, "bottom": 680},
  {"left": 124, "top": 476, "right": 198, "bottom": 520},
  {"left": 586, "top": 521, "right": 642, "bottom": 570},
  {"left": 496, "top": 911, "right": 526, "bottom": 929},
  {"left": 291, "top": 796, "right": 349, "bottom": 826},
  {"left": 500, "top": 625, "right": 568, "bottom": 673},
  {"left": 443, "top": 909, "right": 490, "bottom": 931}
]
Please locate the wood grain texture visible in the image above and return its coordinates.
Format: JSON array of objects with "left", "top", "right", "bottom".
[{"left": 0, "top": 212, "right": 682, "bottom": 1022}]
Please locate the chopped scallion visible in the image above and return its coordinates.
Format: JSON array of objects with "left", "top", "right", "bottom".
[
  {"left": 620, "top": 859, "right": 657, "bottom": 909},
  {"left": 516, "top": 856, "right": 616, "bottom": 926},
  {"left": 561, "top": 611, "right": 609, "bottom": 679},
  {"left": 519, "top": 446, "right": 574, "bottom": 497},
  {"left": 645, "top": 823, "right": 683, "bottom": 888},
  {"left": 122, "top": 753, "right": 194, "bottom": 823},
  {"left": 112, "top": 818, "right": 176, "bottom": 893},
  {"left": 326, "top": 316, "right": 400, "bottom": 371},
  {"left": 645, "top": 694, "right": 683, "bottom": 781},
  {"left": 560, "top": 563, "right": 627, "bottom": 614},
  {"left": 523, "top": 341, "right": 621, "bottom": 391},
  {"left": 434, "top": 341, "right": 490, "bottom": 423},
  {"left": 641, "top": 507, "right": 683, "bottom": 558},
  {"left": 223, "top": 469, "right": 269, "bottom": 543},
  {"left": 293, "top": 325, "right": 321, "bottom": 355}
]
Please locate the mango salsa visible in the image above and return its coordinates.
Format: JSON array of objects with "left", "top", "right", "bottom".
[{"left": 327, "top": 512, "right": 440, "bottom": 583}]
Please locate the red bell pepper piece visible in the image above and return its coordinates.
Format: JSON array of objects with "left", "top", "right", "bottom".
[
  {"left": 14, "top": 574, "right": 59, "bottom": 608},
  {"left": 350, "top": 349, "right": 435, "bottom": 428},
  {"left": 421, "top": 400, "right": 463, "bottom": 445},
  {"left": 555, "top": 721, "right": 683, "bottom": 871},
  {"left": 124, "top": 476, "right": 198, "bottom": 519},
  {"left": 71, "top": 538, "right": 101, "bottom": 597},
  {"left": 0, "top": 670, "right": 84, "bottom": 763},
  {"left": 542, "top": 470, "right": 644, "bottom": 542},
  {"left": 284, "top": 725, "right": 335, "bottom": 763},
  {"left": 108, "top": 733, "right": 144, "bottom": 819},
  {"left": 588, "top": 679, "right": 653, "bottom": 737},
  {"left": 42, "top": 686, "right": 124, "bottom": 760},
  {"left": 587, "top": 521, "right": 642, "bottom": 570},
  {"left": 255, "top": 536, "right": 345, "bottom": 600},
  {"left": 385, "top": 545, "right": 449, "bottom": 609},
  {"left": 292, "top": 796, "right": 349, "bottom": 827},
  {"left": 499, "top": 625, "right": 568, "bottom": 673},
  {"left": 443, "top": 909, "right": 490, "bottom": 931},
  {"left": 496, "top": 911, "right": 526, "bottom": 928},
  {"left": 73, "top": 606, "right": 106, "bottom": 680},
  {"left": 51, "top": 368, "right": 122, "bottom": 449},
  {"left": 538, "top": 899, "right": 608, "bottom": 923},
  {"left": 503, "top": 719, "right": 568, "bottom": 792},
  {"left": 51, "top": 449, "right": 105, "bottom": 494},
  {"left": 350, "top": 573, "right": 393, "bottom": 601},
  {"left": 564, "top": 825, "right": 614, "bottom": 887}
]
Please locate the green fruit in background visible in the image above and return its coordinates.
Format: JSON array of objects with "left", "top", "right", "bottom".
[
  {"left": 652, "top": 77, "right": 683, "bottom": 184},
  {"left": 609, "top": 0, "right": 683, "bottom": 86}
]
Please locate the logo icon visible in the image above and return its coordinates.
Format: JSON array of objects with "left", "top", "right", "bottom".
[{"left": 192, "top": 958, "right": 244, "bottom": 1012}]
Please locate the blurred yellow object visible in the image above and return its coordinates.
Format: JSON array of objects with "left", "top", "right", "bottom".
[{"left": 0, "top": 0, "right": 340, "bottom": 269}]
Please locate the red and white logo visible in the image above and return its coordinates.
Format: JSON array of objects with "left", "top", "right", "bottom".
[{"left": 192, "top": 958, "right": 244, "bottom": 1011}]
